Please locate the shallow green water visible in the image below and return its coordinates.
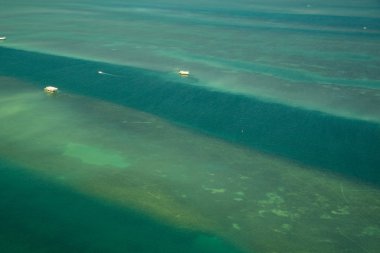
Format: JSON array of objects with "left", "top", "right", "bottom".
[
  {"left": 0, "top": 73, "right": 379, "bottom": 253},
  {"left": 1, "top": 1, "right": 380, "bottom": 252}
]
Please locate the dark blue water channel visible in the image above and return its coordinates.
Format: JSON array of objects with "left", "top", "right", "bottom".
[{"left": 1, "top": 47, "right": 379, "bottom": 186}]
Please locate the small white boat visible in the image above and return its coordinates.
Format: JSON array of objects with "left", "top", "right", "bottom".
[
  {"left": 178, "top": 70, "right": 190, "bottom": 76},
  {"left": 0, "top": 36, "right": 6, "bottom": 41},
  {"left": 44, "top": 86, "right": 58, "bottom": 93}
]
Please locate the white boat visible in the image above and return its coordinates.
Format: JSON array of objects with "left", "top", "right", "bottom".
[
  {"left": 0, "top": 36, "right": 6, "bottom": 41},
  {"left": 178, "top": 70, "right": 190, "bottom": 76},
  {"left": 44, "top": 86, "right": 58, "bottom": 93}
]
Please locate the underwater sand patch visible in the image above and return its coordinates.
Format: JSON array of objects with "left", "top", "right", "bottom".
[{"left": 64, "top": 143, "right": 129, "bottom": 169}]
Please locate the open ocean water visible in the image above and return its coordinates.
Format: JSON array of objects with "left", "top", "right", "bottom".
[{"left": 1, "top": 0, "right": 380, "bottom": 252}]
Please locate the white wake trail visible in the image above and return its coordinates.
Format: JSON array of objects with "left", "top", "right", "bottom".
[{"left": 97, "top": 70, "right": 121, "bottom": 77}]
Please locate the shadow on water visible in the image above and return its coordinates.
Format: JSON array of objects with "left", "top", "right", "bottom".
[
  {"left": 1, "top": 47, "right": 379, "bottom": 186},
  {"left": 0, "top": 159, "right": 242, "bottom": 253}
]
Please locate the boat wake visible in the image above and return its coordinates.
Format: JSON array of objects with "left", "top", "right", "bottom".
[{"left": 97, "top": 70, "right": 121, "bottom": 77}]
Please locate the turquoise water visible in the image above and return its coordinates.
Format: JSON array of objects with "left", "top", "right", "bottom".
[
  {"left": 1, "top": 1, "right": 380, "bottom": 252},
  {"left": 2, "top": 0, "right": 380, "bottom": 122}
]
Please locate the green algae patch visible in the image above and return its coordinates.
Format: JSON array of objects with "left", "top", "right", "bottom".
[{"left": 64, "top": 143, "right": 129, "bottom": 169}]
